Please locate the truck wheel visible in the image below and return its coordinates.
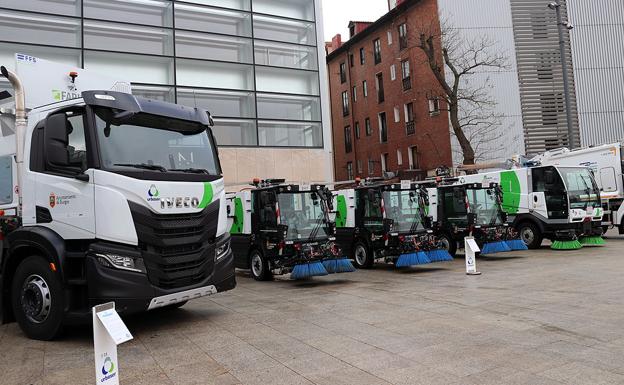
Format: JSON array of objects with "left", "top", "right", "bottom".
[
  {"left": 437, "top": 233, "right": 457, "bottom": 257},
  {"left": 250, "top": 250, "right": 272, "bottom": 281},
  {"left": 602, "top": 226, "right": 610, "bottom": 236},
  {"left": 11, "top": 256, "right": 64, "bottom": 340},
  {"left": 353, "top": 242, "right": 374, "bottom": 269},
  {"left": 517, "top": 222, "right": 543, "bottom": 249}
]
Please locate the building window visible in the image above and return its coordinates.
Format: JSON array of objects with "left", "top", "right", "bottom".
[
  {"left": 365, "top": 117, "right": 372, "bottom": 136},
  {"left": 398, "top": 23, "right": 408, "bottom": 50},
  {"left": 373, "top": 38, "right": 382, "bottom": 64},
  {"left": 381, "top": 153, "right": 389, "bottom": 173},
  {"left": 347, "top": 162, "right": 354, "bottom": 180},
  {"left": 357, "top": 159, "right": 363, "bottom": 174},
  {"left": 376, "top": 73, "right": 384, "bottom": 103},
  {"left": 379, "top": 112, "right": 388, "bottom": 143},
  {"left": 387, "top": 30, "right": 393, "bottom": 45},
  {"left": 405, "top": 102, "right": 415, "bottom": 135},
  {"left": 409, "top": 146, "right": 419, "bottom": 169},
  {"left": 428, "top": 97, "right": 440, "bottom": 115},
  {"left": 540, "top": 93, "right": 564, "bottom": 126},
  {"left": 394, "top": 106, "right": 400, "bottom": 123},
  {"left": 401, "top": 60, "right": 411, "bottom": 91},
  {"left": 339, "top": 62, "right": 347, "bottom": 83},
  {"left": 390, "top": 64, "right": 396, "bottom": 81},
  {"left": 342, "top": 91, "right": 349, "bottom": 116},
  {"left": 397, "top": 149, "right": 403, "bottom": 166},
  {"left": 352, "top": 86, "right": 357, "bottom": 102},
  {"left": 360, "top": 47, "right": 365, "bottom": 65},
  {"left": 363, "top": 80, "right": 368, "bottom": 97},
  {"left": 355, "top": 121, "right": 361, "bottom": 139},
  {"left": 349, "top": 53, "right": 354, "bottom": 67},
  {"left": 368, "top": 158, "right": 375, "bottom": 175},
  {"left": 344, "top": 126, "right": 352, "bottom": 153}
]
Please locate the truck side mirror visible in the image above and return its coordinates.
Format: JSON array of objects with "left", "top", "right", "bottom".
[{"left": 45, "top": 113, "right": 70, "bottom": 168}]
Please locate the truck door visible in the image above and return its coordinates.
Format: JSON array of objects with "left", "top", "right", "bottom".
[
  {"left": 34, "top": 108, "right": 95, "bottom": 239},
  {"left": 0, "top": 154, "right": 17, "bottom": 214},
  {"left": 531, "top": 167, "right": 566, "bottom": 220}
]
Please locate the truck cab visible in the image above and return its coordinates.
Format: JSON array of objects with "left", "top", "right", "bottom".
[
  {"left": 0, "top": 58, "right": 235, "bottom": 340},
  {"left": 227, "top": 180, "right": 351, "bottom": 281}
]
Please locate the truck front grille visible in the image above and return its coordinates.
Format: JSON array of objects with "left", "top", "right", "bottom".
[{"left": 128, "top": 200, "right": 220, "bottom": 290}]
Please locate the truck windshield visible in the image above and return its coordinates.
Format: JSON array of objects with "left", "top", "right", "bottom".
[
  {"left": 277, "top": 192, "right": 330, "bottom": 240},
  {"left": 382, "top": 190, "right": 425, "bottom": 233},
  {"left": 466, "top": 188, "right": 504, "bottom": 226},
  {"left": 559, "top": 168, "right": 601, "bottom": 210},
  {"left": 94, "top": 111, "right": 220, "bottom": 175}
]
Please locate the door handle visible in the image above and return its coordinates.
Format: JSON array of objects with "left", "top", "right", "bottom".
[{"left": 534, "top": 196, "right": 538, "bottom": 203}]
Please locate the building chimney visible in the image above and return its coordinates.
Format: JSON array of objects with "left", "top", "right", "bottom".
[
  {"left": 388, "top": 0, "right": 406, "bottom": 10},
  {"left": 327, "top": 34, "right": 342, "bottom": 54}
]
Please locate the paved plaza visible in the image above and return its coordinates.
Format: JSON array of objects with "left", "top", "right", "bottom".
[{"left": 2, "top": 231, "right": 624, "bottom": 385}]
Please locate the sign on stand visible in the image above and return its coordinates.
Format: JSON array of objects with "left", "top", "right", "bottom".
[
  {"left": 93, "top": 302, "right": 133, "bottom": 385},
  {"left": 464, "top": 236, "right": 482, "bottom": 275}
]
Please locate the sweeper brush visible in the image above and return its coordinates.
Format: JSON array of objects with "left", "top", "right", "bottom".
[
  {"left": 290, "top": 261, "right": 328, "bottom": 280},
  {"left": 551, "top": 239, "right": 583, "bottom": 250},
  {"left": 505, "top": 239, "right": 528, "bottom": 251},
  {"left": 579, "top": 236, "right": 606, "bottom": 246},
  {"left": 480, "top": 241, "right": 512, "bottom": 255},
  {"left": 395, "top": 251, "right": 431, "bottom": 268},
  {"left": 322, "top": 258, "right": 356, "bottom": 273},
  {"left": 426, "top": 249, "right": 454, "bottom": 262}
]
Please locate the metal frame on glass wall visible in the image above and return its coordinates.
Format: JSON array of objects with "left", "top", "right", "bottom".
[{"left": 0, "top": 0, "right": 324, "bottom": 149}]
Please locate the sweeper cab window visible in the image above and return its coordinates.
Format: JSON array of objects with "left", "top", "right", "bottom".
[
  {"left": 360, "top": 189, "right": 383, "bottom": 230},
  {"left": 277, "top": 192, "right": 330, "bottom": 240},
  {"left": 383, "top": 190, "right": 426, "bottom": 232},
  {"left": 441, "top": 187, "right": 468, "bottom": 227},
  {"left": 465, "top": 188, "right": 505, "bottom": 226}
]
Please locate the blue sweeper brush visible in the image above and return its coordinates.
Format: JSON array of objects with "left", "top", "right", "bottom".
[
  {"left": 395, "top": 251, "right": 431, "bottom": 268},
  {"left": 505, "top": 239, "right": 528, "bottom": 251},
  {"left": 290, "top": 261, "right": 328, "bottom": 280},
  {"left": 480, "top": 241, "right": 512, "bottom": 255},
  {"left": 323, "top": 258, "right": 356, "bottom": 274},
  {"left": 426, "top": 249, "right": 454, "bottom": 262}
]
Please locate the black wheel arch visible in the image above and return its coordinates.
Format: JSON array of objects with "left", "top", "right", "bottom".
[
  {"left": 512, "top": 215, "right": 546, "bottom": 233},
  {"left": 2, "top": 227, "right": 67, "bottom": 324}
]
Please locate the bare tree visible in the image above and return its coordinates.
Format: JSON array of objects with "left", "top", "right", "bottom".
[{"left": 410, "top": 19, "right": 509, "bottom": 170}]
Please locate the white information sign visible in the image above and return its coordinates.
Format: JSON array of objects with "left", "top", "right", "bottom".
[
  {"left": 401, "top": 180, "right": 411, "bottom": 190},
  {"left": 93, "top": 303, "right": 133, "bottom": 385},
  {"left": 464, "top": 236, "right": 482, "bottom": 275}
]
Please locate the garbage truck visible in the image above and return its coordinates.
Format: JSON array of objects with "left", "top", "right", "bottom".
[
  {"left": 226, "top": 179, "right": 353, "bottom": 281},
  {"left": 427, "top": 180, "right": 525, "bottom": 256},
  {"left": 455, "top": 166, "right": 603, "bottom": 249},
  {"left": 533, "top": 143, "right": 624, "bottom": 234},
  {"left": 0, "top": 55, "right": 235, "bottom": 340},
  {"left": 332, "top": 179, "right": 452, "bottom": 269}
]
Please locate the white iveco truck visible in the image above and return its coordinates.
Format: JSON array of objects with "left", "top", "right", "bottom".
[{"left": 0, "top": 55, "right": 235, "bottom": 340}]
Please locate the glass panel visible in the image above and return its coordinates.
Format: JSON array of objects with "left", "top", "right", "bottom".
[
  {"left": 0, "top": 9, "right": 80, "bottom": 47},
  {"left": 254, "top": 40, "right": 318, "bottom": 70},
  {"left": 253, "top": 15, "right": 316, "bottom": 45},
  {"left": 256, "top": 67, "right": 319, "bottom": 95},
  {"left": 175, "top": 3, "right": 251, "bottom": 36},
  {"left": 258, "top": 121, "right": 322, "bottom": 147},
  {"left": 176, "top": 59, "right": 254, "bottom": 90},
  {"left": 131, "top": 85, "right": 175, "bottom": 102},
  {"left": 212, "top": 118, "right": 257, "bottom": 146},
  {"left": 176, "top": 31, "right": 252, "bottom": 63},
  {"left": 84, "top": 50, "right": 173, "bottom": 84},
  {"left": 84, "top": 20, "right": 173, "bottom": 56},
  {"left": 0, "top": 0, "right": 80, "bottom": 16},
  {"left": 177, "top": 89, "right": 255, "bottom": 118},
  {"left": 83, "top": 0, "right": 173, "bottom": 27},
  {"left": 182, "top": 0, "right": 250, "bottom": 11},
  {"left": 253, "top": 0, "right": 315, "bottom": 21},
  {"left": 0, "top": 156, "right": 12, "bottom": 205},
  {"left": 0, "top": 42, "right": 81, "bottom": 72},
  {"left": 257, "top": 93, "right": 320, "bottom": 121}
]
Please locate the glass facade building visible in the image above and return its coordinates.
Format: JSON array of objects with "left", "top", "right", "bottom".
[{"left": 0, "top": 0, "right": 331, "bottom": 155}]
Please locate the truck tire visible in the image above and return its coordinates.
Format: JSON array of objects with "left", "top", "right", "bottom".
[
  {"left": 249, "top": 250, "right": 272, "bottom": 281},
  {"left": 352, "top": 242, "right": 374, "bottom": 269},
  {"left": 11, "top": 255, "right": 64, "bottom": 340},
  {"left": 438, "top": 233, "right": 457, "bottom": 257},
  {"left": 516, "top": 222, "right": 543, "bottom": 249}
]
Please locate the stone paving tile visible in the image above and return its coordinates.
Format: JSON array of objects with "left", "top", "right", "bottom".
[{"left": 540, "top": 362, "right": 624, "bottom": 385}]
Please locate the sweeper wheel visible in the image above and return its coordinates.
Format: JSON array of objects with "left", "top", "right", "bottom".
[
  {"left": 517, "top": 222, "right": 542, "bottom": 249},
  {"left": 352, "top": 242, "right": 374, "bottom": 269},
  {"left": 437, "top": 233, "right": 457, "bottom": 257},
  {"left": 250, "top": 250, "right": 272, "bottom": 281}
]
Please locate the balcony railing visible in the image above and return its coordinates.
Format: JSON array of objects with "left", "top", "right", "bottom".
[
  {"left": 406, "top": 121, "right": 415, "bottom": 135},
  {"left": 402, "top": 76, "right": 412, "bottom": 91}
]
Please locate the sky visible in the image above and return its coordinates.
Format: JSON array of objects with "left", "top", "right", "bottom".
[{"left": 321, "top": 0, "right": 389, "bottom": 42}]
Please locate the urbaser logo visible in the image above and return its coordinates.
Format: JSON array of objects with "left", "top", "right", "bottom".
[{"left": 49, "top": 193, "right": 56, "bottom": 208}]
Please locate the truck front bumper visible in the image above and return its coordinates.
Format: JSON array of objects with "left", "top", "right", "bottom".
[{"left": 85, "top": 238, "right": 236, "bottom": 315}]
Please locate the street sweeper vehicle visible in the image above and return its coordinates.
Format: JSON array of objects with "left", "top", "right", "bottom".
[
  {"left": 457, "top": 166, "right": 603, "bottom": 250},
  {"left": 0, "top": 55, "right": 235, "bottom": 340},
  {"left": 533, "top": 142, "right": 624, "bottom": 235},
  {"left": 226, "top": 179, "right": 354, "bottom": 281},
  {"left": 427, "top": 181, "right": 526, "bottom": 257},
  {"left": 332, "top": 179, "right": 453, "bottom": 269}
]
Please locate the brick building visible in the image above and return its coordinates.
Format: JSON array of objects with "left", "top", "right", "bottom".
[{"left": 327, "top": 0, "right": 452, "bottom": 182}]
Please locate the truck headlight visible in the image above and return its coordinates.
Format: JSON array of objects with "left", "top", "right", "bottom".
[
  {"left": 215, "top": 241, "right": 230, "bottom": 261},
  {"left": 95, "top": 253, "right": 146, "bottom": 273}
]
